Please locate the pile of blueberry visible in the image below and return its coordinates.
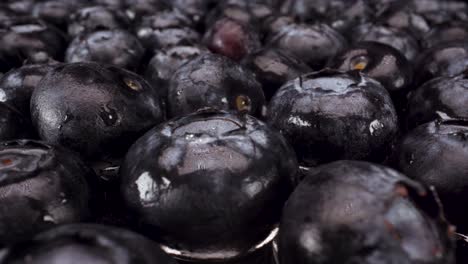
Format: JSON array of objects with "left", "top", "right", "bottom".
[{"left": 1, "top": 0, "right": 468, "bottom": 263}]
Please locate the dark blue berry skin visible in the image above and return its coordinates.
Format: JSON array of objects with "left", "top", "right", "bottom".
[
  {"left": 279, "top": 160, "right": 455, "bottom": 264},
  {"left": 0, "top": 64, "right": 54, "bottom": 117},
  {"left": 406, "top": 73, "right": 468, "bottom": 130},
  {"left": 267, "top": 23, "right": 347, "bottom": 70},
  {"left": 242, "top": 47, "right": 312, "bottom": 100},
  {"left": 30, "top": 62, "right": 165, "bottom": 160},
  {"left": 395, "top": 119, "right": 468, "bottom": 233},
  {"left": 144, "top": 45, "right": 206, "bottom": 101},
  {"left": 68, "top": 6, "right": 131, "bottom": 38},
  {"left": 268, "top": 70, "right": 399, "bottom": 166},
  {"left": 120, "top": 110, "right": 298, "bottom": 262},
  {"left": 167, "top": 53, "right": 266, "bottom": 119},
  {"left": 328, "top": 41, "right": 413, "bottom": 96},
  {"left": 0, "top": 140, "right": 93, "bottom": 247},
  {"left": 351, "top": 23, "right": 420, "bottom": 61},
  {"left": 65, "top": 30, "right": 144, "bottom": 71},
  {"left": 414, "top": 41, "right": 468, "bottom": 87},
  {"left": 0, "top": 17, "right": 67, "bottom": 73},
  {"left": 0, "top": 224, "right": 178, "bottom": 264}
]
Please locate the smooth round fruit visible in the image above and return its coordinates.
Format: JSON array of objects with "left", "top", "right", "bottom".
[
  {"left": 267, "top": 23, "right": 347, "bottom": 70},
  {"left": 0, "top": 64, "right": 54, "bottom": 116},
  {"left": 422, "top": 22, "right": 468, "bottom": 49},
  {"left": 406, "top": 73, "right": 468, "bottom": 129},
  {"left": 0, "top": 140, "right": 93, "bottom": 246},
  {"left": 267, "top": 70, "right": 399, "bottom": 166},
  {"left": 0, "top": 17, "right": 67, "bottom": 72},
  {"left": 395, "top": 119, "right": 468, "bottom": 232},
  {"left": 328, "top": 41, "right": 413, "bottom": 98},
  {"left": 32, "top": 0, "right": 89, "bottom": 29},
  {"left": 414, "top": 41, "right": 468, "bottom": 86},
  {"left": 66, "top": 30, "right": 144, "bottom": 71},
  {"left": 30, "top": 62, "right": 165, "bottom": 160},
  {"left": 120, "top": 110, "right": 298, "bottom": 262},
  {"left": 279, "top": 160, "right": 455, "bottom": 264},
  {"left": 144, "top": 45, "right": 206, "bottom": 100},
  {"left": 351, "top": 23, "right": 420, "bottom": 61},
  {"left": 0, "top": 224, "right": 178, "bottom": 264},
  {"left": 242, "top": 47, "right": 312, "bottom": 100},
  {"left": 167, "top": 53, "right": 265, "bottom": 118},
  {"left": 203, "top": 18, "right": 261, "bottom": 61},
  {"left": 135, "top": 9, "right": 200, "bottom": 53},
  {"left": 68, "top": 5, "right": 131, "bottom": 38},
  {"left": 124, "top": 0, "right": 170, "bottom": 18}
]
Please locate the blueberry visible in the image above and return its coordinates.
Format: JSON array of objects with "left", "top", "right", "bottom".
[
  {"left": 0, "top": 140, "right": 93, "bottom": 246},
  {"left": 68, "top": 6, "right": 131, "bottom": 38},
  {"left": 328, "top": 41, "right": 413, "bottom": 105},
  {"left": 205, "top": 1, "right": 274, "bottom": 31},
  {"left": 381, "top": 8, "right": 430, "bottom": 39},
  {"left": 395, "top": 119, "right": 468, "bottom": 232},
  {"left": 93, "top": 0, "right": 126, "bottom": 9},
  {"left": 414, "top": 40, "right": 468, "bottom": 86},
  {"left": 203, "top": 18, "right": 261, "bottom": 61},
  {"left": 32, "top": 0, "right": 91, "bottom": 30},
  {"left": 279, "top": 160, "right": 455, "bottom": 264},
  {"left": 167, "top": 53, "right": 265, "bottom": 118},
  {"left": 30, "top": 62, "right": 165, "bottom": 160},
  {"left": 0, "top": 17, "right": 67, "bottom": 72},
  {"left": 65, "top": 30, "right": 144, "bottom": 71},
  {"left": 135, "top": 9, "right": 200, "bottom": 53},
  {"left": 0, "top": 64, "right": 54, "bottom": 117},
  {"left": 0, "top": 224, "right": 178, "bottom": 264},
  {"left": 145, "top": 45, "right": 206, "bottom": 100},
  {"left": 351, "top": 23, "right": 420, "bottom": 61},
  {"left": 124, "top": 0, "right": 170, "bottom": 19},
  {"left": 422, "top": 21, "right": 468, "bottom": 49},
  {"left": 171, "top": 0, "right": 216, "bottom": 26},
  {"left": 242, "top": 47, "right": 312, "bottom": 100},
  {"left": 267, "top": 23, "right": 347, "bottom": 70},
  {"left": 267, "top": 70, "right": 399, "bottom": 166},
  {"left": 119, "top": 110, "right": 298, "bottom": 262},
  {"left": 406, "top": 73, "right": 468, "bottom": 129},
  {"left": 3, "top": 0, "right": 35, "bottom": 16}
]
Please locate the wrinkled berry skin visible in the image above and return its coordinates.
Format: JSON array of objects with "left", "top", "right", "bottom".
[
  {"left": 352, "top": 23, "right": 420, "bottom": 61},
  {"left": 203, "top": 18, "right": 261, "bottom": 62},
  {"left": 414, "top": 41, "right": 468, "bottom": 87},
  {"left": 135, "top": 10, "right": 200, "bottom": 53},
  {"left": 66, "top": 30, "right": 144, "bottom": 71},
  {"left": 267, "top": 23, "right": 347, "bottom": 70},
  {"left": 167, "top": 53, "right": 265, "bottom": 118},
  {"left": 279, "top": 160, "right": 455, "bottom": 264},
  {"left": 68, "top": 6, "right": 131, "bottom": 38},
  {"left": 120, "top": 110, "right": 298, "bottom": 262},
  {"left": 30, "top": 62, "right": 165, "bottom": 160},
  {"left": 0, "top": 18, "right": 67, "bottom": 72},
  {"left": 268, "top": 70, "right": 399, "bottom": 166},
  {"left": 395, "top": 119, "right": 468, "bottom": 232},
  {"left": 406, "top": 74, "right": 468, "bottom": 130},
  {"left": 0, "top": 140, "right": 93, "bottom": 247},
  {"left": 242, "top": 47, "right": 312, "bottom": 100},
  {"left": 0, "top": 64, "right": 54, "bottom": 116},
  {"left": 145, "top": 45, "right": 206, "bottom": 100},
  {"left": 0, "top": 103, "right": 33, "bottom": 141},
  {"left": 0, "top": 224, "right": 178, "bottom": 264},
  {"left": 328, "top": 41, "right": 413, "bottom": 100}
]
